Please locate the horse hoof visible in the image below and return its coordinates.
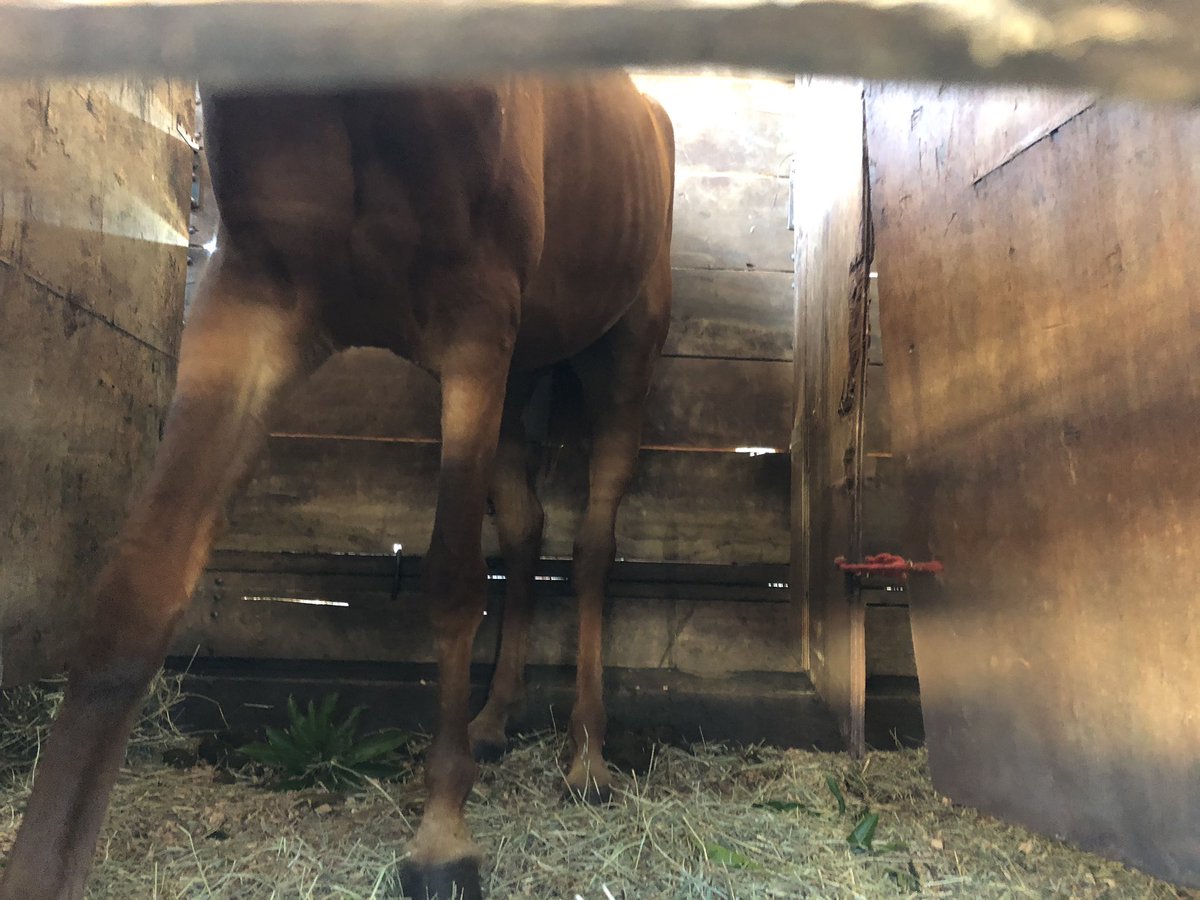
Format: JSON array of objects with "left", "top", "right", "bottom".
[
  {"left": 398, "top": 858, "right": 483, "bottom": 900},
  {"left": 564, "top": 780, "right": 613, "bottom": 806},
  {"left": 471, "top": 737, "right": 508, "bottom": 764}
]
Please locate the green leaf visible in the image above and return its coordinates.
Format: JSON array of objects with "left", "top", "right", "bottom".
[
  {"left": 703, "top": 843, "right": 753, "bottom": 869},
  {"left": 332, "top": 706, "right": 366, "bottom": 752},
  {"left": 847, "top": 812, "right": 880, "bottom": 852},
  {"left": 318, "top": 692, "right": 339, "bottom": 723},
  {"left": 286, "top": 696, "right": 304, "bottom": 730},
  {"left": 240, "top": 741, "right": 287, "bottom": 767},
  {"left": 825, "top": 775, "right": 847, "bottom": 815},
  {"left": 343, "top": 731, "right": 410, "bottom": 766},
  {"left": 753, "top": 800, "right": 814, "bottom": 814}
]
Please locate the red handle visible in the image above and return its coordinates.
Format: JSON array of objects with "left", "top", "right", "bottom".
[{"left": 834, "top": 553, "right": 943, "bottom": 578}]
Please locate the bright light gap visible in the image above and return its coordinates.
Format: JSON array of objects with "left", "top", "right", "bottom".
[{"left": 243, "top": 595, "right": 350, "bottom": 608}]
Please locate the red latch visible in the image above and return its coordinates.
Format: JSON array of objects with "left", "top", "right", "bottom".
[{"left": 834, "top": 553, "right": 943, "bottom": 579}]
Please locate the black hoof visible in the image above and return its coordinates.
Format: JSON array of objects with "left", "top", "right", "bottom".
[
  {"left": 564, "top": 780, "right": 613, "bottom": 806},
  {"left": 471, "top": 737, "right": 508, "bottom": 764},
  {"left": 398, "top": 858, "right": 482, "bottom": 900}
]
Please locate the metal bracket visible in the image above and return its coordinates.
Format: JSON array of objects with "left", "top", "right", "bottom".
[
  {"left": 391, "top": 544, "right": 404, "bottom": 601},
  {"left": 834, "top": 553, "right": 943, "bottom": 580}
]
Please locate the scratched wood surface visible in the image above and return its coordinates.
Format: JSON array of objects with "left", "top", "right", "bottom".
[
  {"left": 221, "top": 440, "right": 791, "bottom": 565},
  {"left": 869, "top": 84, "right": 1200, "bottom": 886},
  {"left": 174, "top": 554, "right": 802, "bottom": 676},
  {"left": 0, "top": 79, "right": 194, "bottom": 683},
  {"left": 791, "top": 77, "right": 872, "bottom": 754}
]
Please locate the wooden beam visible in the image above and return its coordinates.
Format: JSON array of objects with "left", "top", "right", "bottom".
[{"left": 1, "top": 2, "right": 1199, "bottom": 103}]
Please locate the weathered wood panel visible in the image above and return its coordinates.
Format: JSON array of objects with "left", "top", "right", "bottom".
[
  {"left": 174, "top": 587, "right": 802, "bottom": 675},
  {"left": 865, "top": 606, "right": 915, "bottom": 678},
  {"left": 0, "top": 79, "right": 193, "bottom": 682},
  {"left": 174, "top": 551, "right": 797, "bottom": 673},
  {"left": 219, "top": 440, "right": 790, "bottom": 564},
  {"left": 644, "top": 358, "right": 790, "bottom": 449},
  {"left": 4, "top": 1, "right": 1200, "bottom": 107},
  {"left": 0, "top": 81, "right": 193, "bottom": 354},
  {"left": 632, "top": 71, "right": 794, "bottom": 176},
  {"left": 664, "top": 268, "right": 792, "bottom": 361},
  {"left": 672, "top": 172, "right": 792, "bottom": 272},
  {"left": 791, "top": 77, "right": 871, "bottom": 754},
  {"left": 270, "top": 352, "right": 793, "bottom": 450},
  {"left": 870, "top": 84, "right": 1200, "bottom": 886}
]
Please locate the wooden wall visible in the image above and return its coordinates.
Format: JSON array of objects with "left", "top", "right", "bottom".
[
  {"left": 869, "top": 85, "right": 1200, "bottom": 886},
  {"left": 216, "top": 72, "right": 797, "bottom": 567},
  {"left": 0, "top": 80, "right": 194, "bottom": 683},
  {"left": 790, "top": 77, "right": 873, "bottom": 749}
]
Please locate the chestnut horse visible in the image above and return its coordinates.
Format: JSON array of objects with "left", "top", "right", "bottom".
[{"left": 0, "top": 72, "right": 674, "bottom": 899}]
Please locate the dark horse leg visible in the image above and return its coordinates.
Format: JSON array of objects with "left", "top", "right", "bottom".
[
  {"left": 398, "top": 264, "right": 519, "bottom": 900},
  {"left": 468, "top": 373, "right": 545, "bottom": 762},
  {"left": 564, "top": 261, "right": 671, "bottom": 803},
  {"left": 0, "top": 249, "right": 321, "bottom": 900}
]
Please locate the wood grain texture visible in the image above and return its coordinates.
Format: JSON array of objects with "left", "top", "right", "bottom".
[
  {"left": 269, "top": 351, "right": 793, "bottom": 450},
  {"left": 791, "top": 76, "right": 871, "bottom": 755},
  {"left": 664, "top": 267, "right": 793, "bottom": 361},
  {"left": 0, "top": 79, "right": 193, "bottom": 681},
  {"left": 173, "top": 584, "right": 803, "bottom": 675},
  {"left": 672, "top": 171, "right": 792, "bottom": 271},
  {"left": 218, "top": 440, "right": 790, "bottom": 564},
  {"left": 870, "top": 83, "right": 1200, "bottom": 886}
]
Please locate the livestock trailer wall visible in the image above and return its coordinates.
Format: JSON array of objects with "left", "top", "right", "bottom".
[
  {"left": 0, "top": 80, "right": 193, "bottom": 683},
  {"left": 865, "top": 85, "right": 1200, "bottom": 886}
]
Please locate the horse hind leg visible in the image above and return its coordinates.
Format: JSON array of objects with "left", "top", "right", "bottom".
[
  {"left": 468, "top": 372, "right": 545, "bottom": 762},
  {"left": 564, "top": 282, "right": 668, "bottom": 804},
  {"left": 0, "top": 250, "right": 322, "bottom": 900}
]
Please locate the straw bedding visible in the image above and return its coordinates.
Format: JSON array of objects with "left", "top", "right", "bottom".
[{"left": 0, "top": 676, "right": 1191, "bottom": 899}]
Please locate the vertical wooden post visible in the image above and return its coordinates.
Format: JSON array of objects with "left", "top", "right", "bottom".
[{"left": 792, "top": 77, "right": 872, "bottom": 755}]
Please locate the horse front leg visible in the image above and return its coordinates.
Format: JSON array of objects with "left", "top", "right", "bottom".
[
  {"left": 400, "top": 279, "right": 518, "bottom": 900},
  {"left": 0, "top": 251, "right": 320, "bottom": 900}
]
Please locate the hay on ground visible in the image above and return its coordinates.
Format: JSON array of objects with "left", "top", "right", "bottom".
[{"left": 0, "top": 678, "right": 1193, "bottom": 899}]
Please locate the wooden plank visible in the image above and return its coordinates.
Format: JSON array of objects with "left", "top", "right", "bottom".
[
  {"left": 219, "top": 440, "right": 790, "bottom": 564},
  {"left": 169, "top": 662, "right": 846, "bottom": 751},
  {"left": 0, "top": 272, "right": 178, "bottom": 682},
  {"left": 665, "top": 268, "right": 792, "bottom": 361},
  {"left": 205, "top": 549, "right": 790, "bottom": 588},
  {"left": 0, "top": 80, "right": 195, "bottom": 356},
  {"left": 173, "top": 581, "right": 804, "bottom": 674},
  {"left": 3, "top": 1, "right": 1200, "bottom": 106},
  {"left": 631, "top": 71, "right": 794, "bottom": 176},
  {"left": 271, "top": 351, "right": 792, "bottom": 450},
  {"left": 671, "top": 172, "right": 792, "bottom": 272},
  {"left": 643, "top": 357, "right": 791, "bottom": 449},
  {"left": 791, "top": 76, "right": 870, "bottom": 756},
  {"left": 869, "top": 84, "right": 1200, "bottom": 887},
  {"left": 189, "top": 562, "right": 789, "bottom": 607},
  {"left": 865, "top": 606, "right": 915, "bottom": 677},
  {"left": 0, "top": 79, "right": 192, "bottom": 683},
  {"left": 269, "top": 348, "right": 442, "bottom": 443}
]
